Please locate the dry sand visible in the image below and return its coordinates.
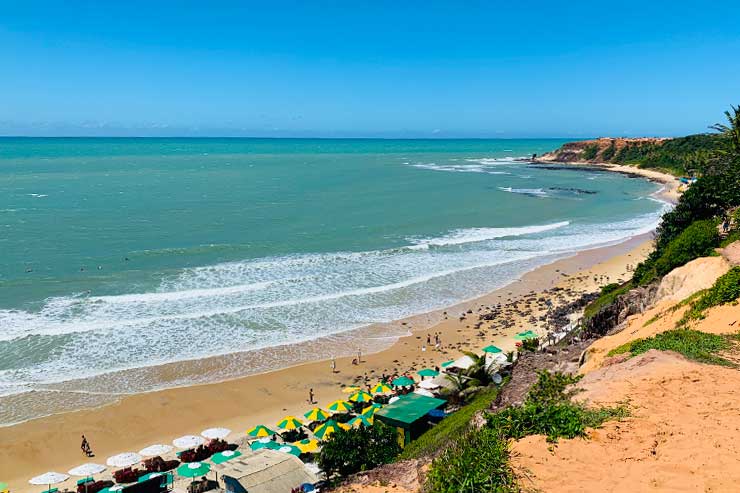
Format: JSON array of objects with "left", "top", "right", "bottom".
[
  {"left": 0, "top": 236, "right": 653, "bottom": 493},
  {"left": 513, "top": 280, "right": 740, "bottom": 492}
]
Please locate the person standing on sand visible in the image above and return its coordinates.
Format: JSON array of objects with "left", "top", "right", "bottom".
[
  {"left": 357, "top": 348, "right": 362, "bottom": 364},
  {"left": 81, "top": 435, "right": 92, "bottom": 457},
  {"left": 308, "top": 388, "right": 315, "bottom": 404},
  {"left": 331, "top": 358, "right": 336, "bottom": 373}
]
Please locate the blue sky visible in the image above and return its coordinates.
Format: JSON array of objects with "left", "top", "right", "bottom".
[{"left": 1, "top": 1, "right": 739, "bottom": 137}]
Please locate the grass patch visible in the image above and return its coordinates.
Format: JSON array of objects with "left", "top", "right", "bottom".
[
  {"left": 486, "top": 371, "right": 628, "bottom": 443},
  {"left": 424, "top": 427, "right": 516, "bottom": 493},
  {"left": 397, "top": 385, "right": 501, "bottom": 460},
  {"left": 643, "top": 313, "right": 661, "bottom": 327},
  {"left": 584, "top": 283, "right": 631, "bottom": 320},
  {"left": 679, "top": 267, "right": 740, "bottom": 324},
  {"left": 607, "top": 329, "right": 736, "bottom": 367}
]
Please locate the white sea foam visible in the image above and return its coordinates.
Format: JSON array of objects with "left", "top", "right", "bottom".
[
  {"left": 407, "top": 221, "right": 569, "bottom": 250},
  {"left": 411, "top": 163, "right": 510, "bottom": 175},
  {"left": 498, "top": 186, "right": 549, "bottom": 197}
]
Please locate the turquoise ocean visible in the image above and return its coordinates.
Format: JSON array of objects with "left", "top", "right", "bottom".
[{"left": 0, "top": 138, "right": 669, "bottom": 424}]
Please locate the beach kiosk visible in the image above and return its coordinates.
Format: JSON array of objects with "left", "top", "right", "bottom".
[{"left": 374, "top": 393, "right": 446, "bottom": 446}]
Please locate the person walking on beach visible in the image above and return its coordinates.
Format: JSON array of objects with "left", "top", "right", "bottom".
[
  {"left": 308, "top": 388, "right": 315, "bottom": 404},
  {"left": 81, "top": 434, "right": 92, "bottom": 457},
  {"left": 330, "top": 358, "right": 336, "bottom": 373},
  {"left": 357, "top": 348, "right": 362, "bottom": 364}
]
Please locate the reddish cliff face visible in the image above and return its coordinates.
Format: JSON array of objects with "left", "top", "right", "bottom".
[{"left": 538, "top": 137, "right": 669, "bottom": 163}]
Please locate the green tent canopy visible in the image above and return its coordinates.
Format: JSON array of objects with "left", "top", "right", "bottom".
[
  {"left": 482, "top": 345, "right": 502, "bottom": 353},
  {"left": 440, "top": 360, "right": 454, "bottom": 368},
  {"left": 515, "top": 330, "right": 537, "bottom": 340},
  {"left": 210, "top": 450, "right": 242, "bottom": 465},
  {"left": 417, "top": 368, "right": 439, "bottom": 377}
]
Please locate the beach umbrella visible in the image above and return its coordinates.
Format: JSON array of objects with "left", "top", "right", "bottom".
[
  {"left": 106, "top": 452, "right": 142, "bottom": 468},
  {"left": 176, "top": 462, "right": 210, "bottom": 479},
  {"left": 370, "top": 382, "right": 392, "bottom": 394},
  {"left": 326, "top": 399, "right": 352, "bottom": 413},
  {"left": 138, "top": 444, "right": 173, "bottom": 457},
  {"left": 277, "top": 415, "right": 303, "bottom": 430},
  {"left": 417, "top": 368, "right": 439, "bottom": 378},
  {"left": 514, "top": 330, "right": 537, "bottom": 340},
  {"left": 440, "top": 360, "right": 454, "bottom": 368},
  {"left": 313, "top": 420, "right": 350, "bottom": 440},
  {"left": 201, "top": 427, "right": 231, "bottom": 440},
  {"left": 349, "top": 415, "right": 374, "bottom": 428},
  {"left": 0, "top": 483, "right": 7, "bottom": 493},
  {"left": 172, "top": 435, "right": 205, "bottom": 449},
  {"left": 348, "top": 390, "right": 373, "bottom": 403},
  {"left": 392, "top": 376, "right": 414, "bottom": 387},
  {"left": 304, "top": 408, "right": 330, "bottom": 422},
  {"left": 29, "top": 472, "right": 69, "bottom": 491},
  {"left": 341, "top": 386, "right": 361, "bottom": 394},
  {"left": 292, "top": 438, "right": 319, "bottom": 454},
  {"left": 138, "top": 472, "right": 166, "bottom": 483},
  {"left": 361, "top": 403, "right": 382, "bottom": 416},
  {"left": 414, "top": 389, "right": 435, "bottom": 398},
  {"left": 482, "top": 345, "right": 503, "bottom": 354},
  {"left": 68, "top": 464, "right": 106, "bottom": 477},
  {"left": 277, "top": 444, "right": 302, "bottom": 457},
  {"left": 418, "top": 379, "right": 440, "bottom": 390},
  {"left": 246, "top": 425, "right": 276, "bottom": 438},
  {"left": 210, "top": 450, "right": 242, "bottom": 465},
  {"left": 249, "top": 438, "right": 280, "bottom": 451}
]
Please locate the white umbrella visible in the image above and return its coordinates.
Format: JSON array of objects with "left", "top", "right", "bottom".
[
  {"left": 106, "top": 452, "right": 142, "bottom": 468},
  {"left": 449, "top": 355, "right": 475, "bottom": 370},
  {"left": 68, "top": 463, "right": 106, "bottom": 476},
  {"left": 414, "top": 388, "right": 435, "bottom": 397},
  {"left": 201, "top": 427, "right": 231, "bottom": 440},
  {"left": 138, "top": 444, "right": 173, "bottom": 457},
  {"left": 172, "top": 435, "right": 205, "bottom": 449},
  {"left": 29, "top": 472, "right": 69, "bottom": 487},
  {"left": 418, "top": 379, "right": 440, "bottom": 390},
  {"left": 388, "top": 396, "right": 400, "bottom": 404}
]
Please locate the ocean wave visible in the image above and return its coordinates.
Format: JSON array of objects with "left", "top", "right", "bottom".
[
  {"left": 0, "top": 205, "right": 668, "bottom": 399},
  {"left": 411, "top": 162, "right": 511, "bottom": 175},
  {"left": 407, "top": 221, "right": 570, "bottom": 250}
]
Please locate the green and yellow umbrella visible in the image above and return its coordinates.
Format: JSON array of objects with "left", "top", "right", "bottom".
[
  {"left": 313, "top": 420, "right": 350, "bottom": 440},
  {"left": 348, "top": 390, "right": 373, "bottom": 403},
  {"left": 292, "top": 438, "right": 320, "bottom": 454},
  {"left": 277, "top": 416, "right": 303, "bottom": 430},
  {"left": 349, "top": 415, "right": 374, "bottom": 428},
  {"left": 304, "top": 408, "right": 330, "bottom": 422},
  {"left": 371, "top": 382, "right": 392, "bottom": 394},
  {"left": 327, "top": 399, "right": 352, "bottom": 413},
  {"left": 246, "top": 425, "right": 276, "bottom": 438},
  {"left": 361, "top": 403, "right": 382, "bottom": 416}
]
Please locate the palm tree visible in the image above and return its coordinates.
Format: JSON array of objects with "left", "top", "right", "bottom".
[{"left": 710, "top": 104, "right": 740, "bottom": 157}]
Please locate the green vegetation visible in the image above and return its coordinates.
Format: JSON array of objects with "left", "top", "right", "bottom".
[
  {"left": 601, "top": 141, "right": 616, "bottom": 161},
  {"left": 398, "top": 385, "right": 501, "bottom": 460},
  {"left": 607, "top": 329, "right": 736, "bottom": 367},
  {"left": 425, "top": 427, "right": 515, "bottom": 493},
  {"left": 682, "top": 267, "right": 740, "bottom": 322},
  {"left": 645, "top": 219, "right": 719, "bottom": 281},
  {"left": 611, "top": 133, "right": 724, "bottom": 175},
  {"left": 486, "top": 371, "right": 628, "bottom": 443},
  {"left": 318, "top": 422, "right": 401, "bottom": 479},
  {"left": 582, "top": 143, "right": 599, "bottom": 160},
  {"left": 424, "top": 427, "right": 516, "bottom": 493},
  {"left": 583, "top": 282, "right": 630, "bottom": 320}
]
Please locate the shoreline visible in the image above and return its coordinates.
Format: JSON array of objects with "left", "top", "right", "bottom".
[
  {"left": 0, "top": 233, "right": 654, "bottom": 492},
  {"left": 0, "top": 162, "right": 680, "bottom": 491}
]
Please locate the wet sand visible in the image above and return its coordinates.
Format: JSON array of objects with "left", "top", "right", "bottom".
[{"left": 0, "top": 234, "right": 654, "bottom": 492}]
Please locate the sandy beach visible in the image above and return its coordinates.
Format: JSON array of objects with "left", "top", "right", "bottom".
[
  {"left": 0, "top": 234, "right": 654, "bottom": 492},
  {"left": 0, "top": 165, "right": 680, "bottom": 492}
]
